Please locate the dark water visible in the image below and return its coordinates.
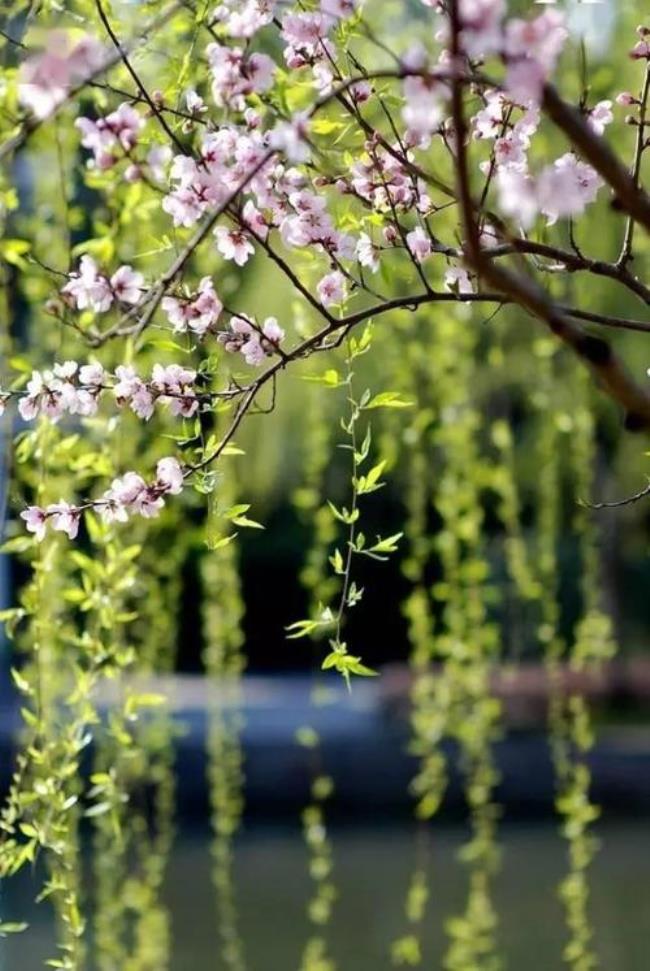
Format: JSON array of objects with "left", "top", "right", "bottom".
[{"left": 2, "top": 821, "right": 649, "bottom": 970}]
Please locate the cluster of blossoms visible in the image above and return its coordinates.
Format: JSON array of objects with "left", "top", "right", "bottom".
[
  {"left": 348, "top": 132, "right": 433, "bottom": 211},
  {"left": 4, "top": 325, "right": 288, "bottom": 425},
  {"left": 21, "top": 456, "right": 184, "bottom": 541},
  {"left": 76, "top": 101, "right": 145, "bottom": 171},
  {"left": 218, "top": 315, "right": 285, "bottom": 365},
  {"left": 207, "top": 42, "right": 275, "bottom": 110},
  {"left": 281, "top": 1, "right": 361, "bottom": 75},
  {"left": 61, "top": 256, "right": 144, "bottom": 313},
  {"left": 470, "top": 94, "right": 606, "bottom": 228},
  {"left": 16, "top": 3, "right": 648, "bottom": 541},
  {"left": 3, "top": 361, "right": 200, "bottom": 423},
  {"left": 161, "top": 278, "right": 223, "bottom": 337},
  {"left": 18, "top": 31, "right": 106, "bottom": 119},
  {"left": 113, "top": 364, "right": 200, "bottom": 420},
  {"left": 211, "top": 0, "right": 276, "bottom": 40}
]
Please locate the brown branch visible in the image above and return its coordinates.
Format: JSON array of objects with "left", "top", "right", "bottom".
[
  {"left": 617, "top": 62, "right": 650, "bottom": 266},
  {"left": 94, "top": 0, "right": 187, "bottom": 154},
  {"left": 448, "top": 0, "right": 650, "bottom": 432}
]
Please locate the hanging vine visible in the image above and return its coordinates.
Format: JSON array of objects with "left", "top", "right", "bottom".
[{"left": 202, "top": 456, "right": 247, "bottom": 971}]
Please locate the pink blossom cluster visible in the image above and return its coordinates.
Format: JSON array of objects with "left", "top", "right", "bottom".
[
  {"left": 75, "top": 102, "right": 145, "bottom": 170},
  {"left": 113, "top": 364, "right": 200, "bottom": 419},
  {"left": 218, "top": 315, "right": 285, "bottom": 365},
  {"left": 212, "top": 0, "right": 276, "bottom": 40},
  {"left": 470, "top": 93, "right": 605, "bottom": 228},
  {"left": 207, "top": 42, "right": 276, "bottom": 110},
  {"left": 5, "top": 362, "right": 201, "bottom": 424},
  {"left": 435, "top": 2, "right": 567, "bottom": 107},
  {"left": 18, "top": 32, "right": 106, "bottom": 119},
  {"left": 162, "top": 278, "right": 223, "bottom": 337},
  {"left": 162, "top": 127, "right": 274, "bottom": 229},
  {"left": 11, "top": 361, "right": 105, "bottom": 421},
  {"left": 350, "top": 142, "right": 432, "bottom": 213},
  {"left": 279, "top": 2, "right": 362, "bottom": 93},
  {"left": 61, "top": 256, "right": 143, "bottom": 313},
  {"left": 501, "top": 10, "right": 568, "bottom": 106},
  {"left": 21, "top": 457, "right": 184, "bottom": 541},
  {"left": 317, "top": 270, "right": 348, "bottom": 306}
]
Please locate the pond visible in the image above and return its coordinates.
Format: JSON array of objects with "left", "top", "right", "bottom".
[{"left": 2, "top": 820, "right": 648, "bottom": 969}]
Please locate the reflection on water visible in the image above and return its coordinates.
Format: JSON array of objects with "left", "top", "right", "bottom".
[{"left": 1, "top": 821, "right": 648, "bottom": 970}]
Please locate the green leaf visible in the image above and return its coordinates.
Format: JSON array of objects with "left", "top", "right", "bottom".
[
  {"left": 356, "top": 460, "right": 386, "bottom": 495},
  {"left": 231, "top": 515, "right": 264, "bottom": 529},
  {"left": 364, "top": 391, "right": 413, "bottom": 410},
  {"left": 329, "top": 548, "right": 345, "bottom": 575},
  {"left": 0, "top": 923, "right": 29, "bottom": 936},
  {"left": 369, "top": 532, "right": 403, "bottom": 554},
  {"left": 0, "top": 238, "right": 30, "bottom": 268}
]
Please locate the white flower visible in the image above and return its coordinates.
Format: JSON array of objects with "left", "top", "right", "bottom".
[
  {"left": 156, "top": 456, "right": 184, "bottom": 495},
  {"left": 444, "top": 266, "right": 473, "bottom": 295},
  {"left": 406, "top": 226, "right": 432, "bottom": 263},
  {"left": 317, "top": 270, "right": 347, "bottom": 307},
  {"left": 110, "top": 265, "right": 144, "bottom": 305},
  {"left": 214, "top": 226, "right": 255, "bottom": 266}
]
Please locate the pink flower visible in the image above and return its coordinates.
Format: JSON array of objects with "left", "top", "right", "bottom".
[
  {"left": 17, "top": 368, "right": 81, "bottom": 423},
  {"left": 356, "top": 233, "right": 380, "bottom": 273},
  {"left": 214, "top": 226, "right": 255, "bottom": 266},
  {"left": 242, "top": 200, "right": 269, "bottom": 240},
  {"left": 402, "top": 75, "right": 445, "bottom": 147},
  {"left": 130, "top": 386, "right": 155, "bottom": 420},
  {"left": 162, "top": 187, "right": 206, "bottom": 228},
  {"left": 495, "top": 167, "right": 538, "bottom": 229},
  {"left": 317, "top": 270, "right": 347, "bottom": 306},
  {"left": 630, "top": 40, "right": 650, "bottom": 60},
  {"left": 185, "top": 89, "right": 207, "bottom": 114},
  {"left": 269, "top": 115, "right": 311, "bottom": 162},
  {"left": 444, "top": 266, "right": 473, "bottom": 295},
  {"left": 110, "top": 265, "right": 144, "bottom": 304},
  {"left": 47, "top": 500, "right": 81, "bottom": 539},
  {"left": 537, "top": 153, "right": 602, "bottom": 226},
  {"left": 218, "top": 314, "right": 283, "bottom": 365},
  {"left": 505, "top": 11, "right": 567, "bottom": 72},
  {"left": 493, "top": 131, "right": 528, "bottom": 170},
  {"left": 104, "top": 102, "right": 144, "bottom": 150},
  {"left": 457, "top": 0, "right": 505, "bottom": 58},
  {"left": 588, "top": 100, "right": 613, "bottom": 136},
  {"left": 321, "top": 0, "right": 359, "bottom": 19},
  {"left": 472, "top": 90, "right": 506, "bottom": 140},
  {"left": 616, "top": 92, "right": 637, "bottom": 107},
  {"left": 151, "top": 364, "right": 198, "bottom": 418},
  {"left": 261, "top": 316, "right": 285, "bottom": 348},
  {"left": 281, "top": 12, "right": 331, "bottom": 68},
  {"left": 79, "top": 363, "right": 106, "bottom": 387},
  {"left": 156, "top": 457, "right": 184, "bottom": 495},
  {"left": 18, "top": 32, "right": 105, "bottom": 119},
  {"left": 505, "top": 59, "right": 546, "bottom": 107},
  {"left": 162, "top": 278, "right": 222, "bottom": 338},
  {"left": 213, "top": 0, "right": 275, "bottom": 38},
  {"left": 406, "top": 226, "right": 432, "bottom": 263},
  {"left": 61, "top": 255, "right": 113, "bottom": 312},
  {"left": 147, "top": 145, "right": 172, "bottom": 181},
  {"left": 114, "top": 365, "right": 142, "bottom": 402},
  {"left": 207, "top": 42, "right": 275, "bottom": 109},
  {"left": 21, "top": 506, "right": 48, "bottom": 541}
]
